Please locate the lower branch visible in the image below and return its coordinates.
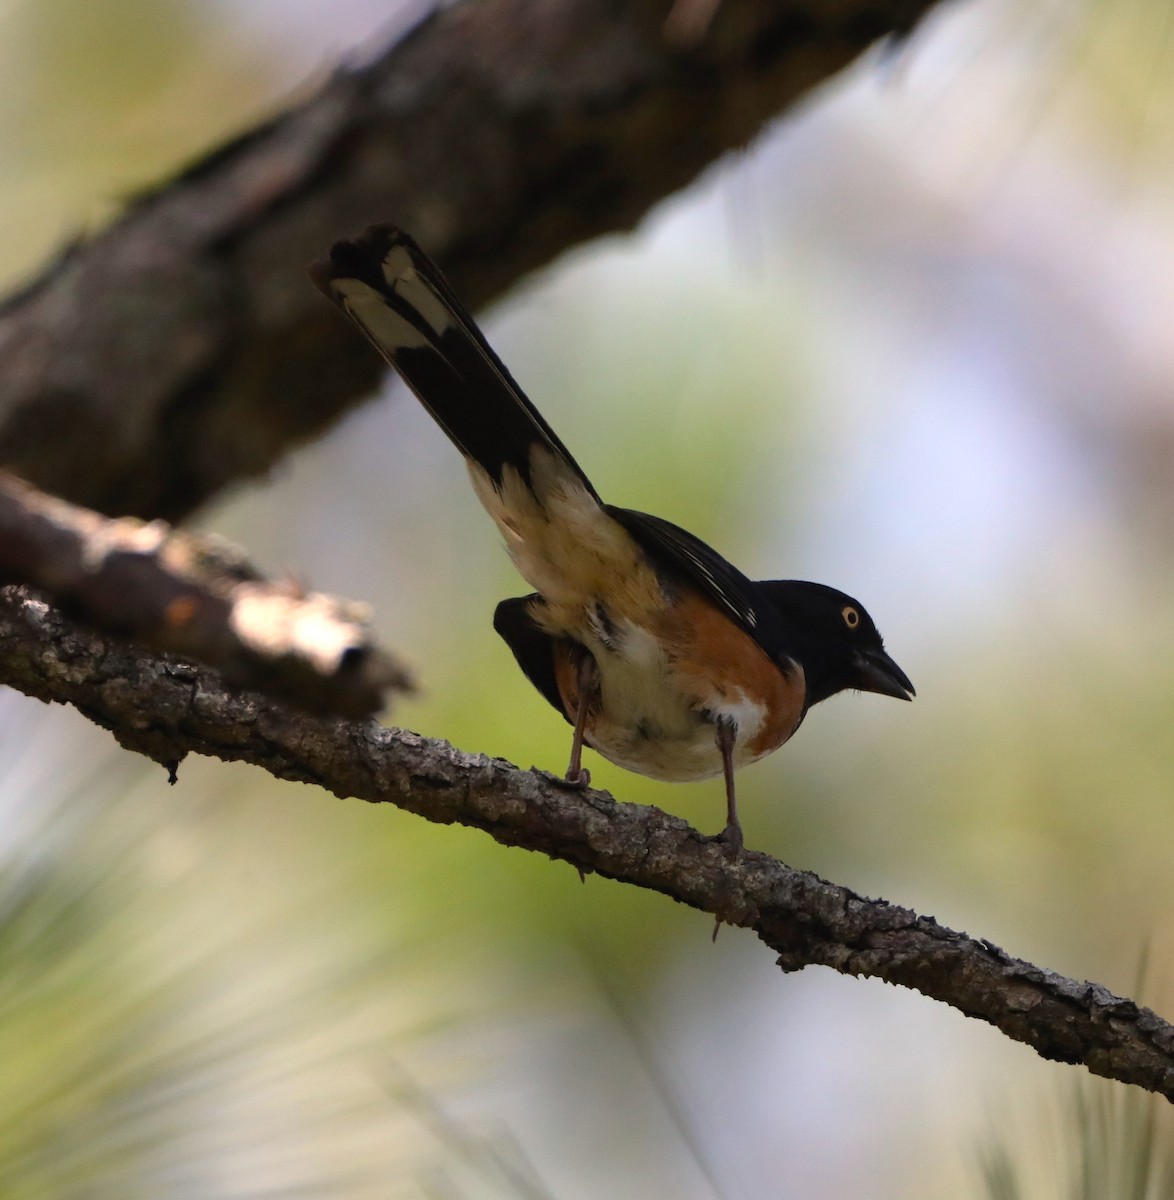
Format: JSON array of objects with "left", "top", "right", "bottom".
[
  {"left": 0, "top": 473, "right": 411, "bottom": 717},
  {"left": 3, "top": 583, "right": 1172, "bottom": 1100}
]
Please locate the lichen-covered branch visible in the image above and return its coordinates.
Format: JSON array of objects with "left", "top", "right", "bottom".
[
  {"left": 0, "top": 475, "right": 411, "bottom": 718},
  {"left": 0, "top": 0, "right": 936, "bottom": 522},
  {"left": 3, "top": 582, "right": 1172, "bottom": 1102}
]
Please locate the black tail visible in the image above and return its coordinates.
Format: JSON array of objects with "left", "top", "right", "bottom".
[{"left": 310, "top": 225, "right": 597, "bottom": 499}]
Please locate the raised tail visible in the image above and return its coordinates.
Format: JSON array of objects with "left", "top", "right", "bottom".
[{"left": 310, "top": 225, "right": 597, "bottom": 501}]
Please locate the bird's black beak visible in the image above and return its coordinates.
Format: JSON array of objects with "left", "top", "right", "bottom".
[{"left": 852, "top": 648, "right": 915, "bottom": 701}]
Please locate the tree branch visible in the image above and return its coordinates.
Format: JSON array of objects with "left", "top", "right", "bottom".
[
  {"left": 3, "top": 583, "right": 1172, "bottom": 1101},
  {"left": 0, "top": 473, "right": 412, "bottom": 718},
  {"left": 0, "top": 0, "right": 937, "bottom": 522}
]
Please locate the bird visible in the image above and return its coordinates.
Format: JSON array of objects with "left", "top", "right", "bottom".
[{"left": 310, "top": 225, "right": 914, "bottom": 853}]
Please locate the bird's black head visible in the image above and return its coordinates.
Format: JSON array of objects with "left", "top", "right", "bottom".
[{"left": 757, "top": 580, "right": 914, "bottom": 709}]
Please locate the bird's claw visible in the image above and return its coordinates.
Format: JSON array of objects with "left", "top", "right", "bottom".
[
  {"left": 534, "top": 767, "right": 591, "bottom": 791},
  {"left": 704, "top": 822, "right": 745, "bottom": 857}
]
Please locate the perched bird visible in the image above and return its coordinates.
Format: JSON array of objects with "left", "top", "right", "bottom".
[{"left": 310, "top": 226, "right": 913, "bottom": 852}]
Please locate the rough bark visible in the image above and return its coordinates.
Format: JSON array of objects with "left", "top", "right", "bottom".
[
  {"left": 0, "top": 0, "right": 934, "bottom": 522},
  {"left": 3, "top": 582, "right": 1172, "bottom": 1101}
]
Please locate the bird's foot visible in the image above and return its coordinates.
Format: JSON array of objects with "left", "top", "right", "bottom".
[
  {"left": 535, "top": 766, "right": 592, "bottom": 791},
  {"left": 705, "top": 820, "right": 745, "bottom": 857}
]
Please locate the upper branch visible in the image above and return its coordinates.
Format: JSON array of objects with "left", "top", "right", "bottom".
[
  {"left": 3, "top": 582, "right": 1172, "bottom": 1102},
  {"left": 0, "top": 0, "right": 935, "bottom": 522}
]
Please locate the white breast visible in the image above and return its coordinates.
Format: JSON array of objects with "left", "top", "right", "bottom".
[{"left": 583, "top": 620, "right": 770, "bottom": 782}]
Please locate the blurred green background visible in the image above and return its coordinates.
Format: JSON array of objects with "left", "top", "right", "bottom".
[{"left": 4, "top": 0, "right": 1174, "bottom": 1195}]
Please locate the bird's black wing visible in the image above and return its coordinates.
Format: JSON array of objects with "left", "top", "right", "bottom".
[
  {"left": 493, "top": 596, "right": 573, "bottom": 724},
  {"left": 605, "top": 506, "right": 785, "bottom": 655}
]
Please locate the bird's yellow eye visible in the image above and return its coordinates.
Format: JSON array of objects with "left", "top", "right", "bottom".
[{"left": 842, "top": 605, "right": 860, "bottom": 630}]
